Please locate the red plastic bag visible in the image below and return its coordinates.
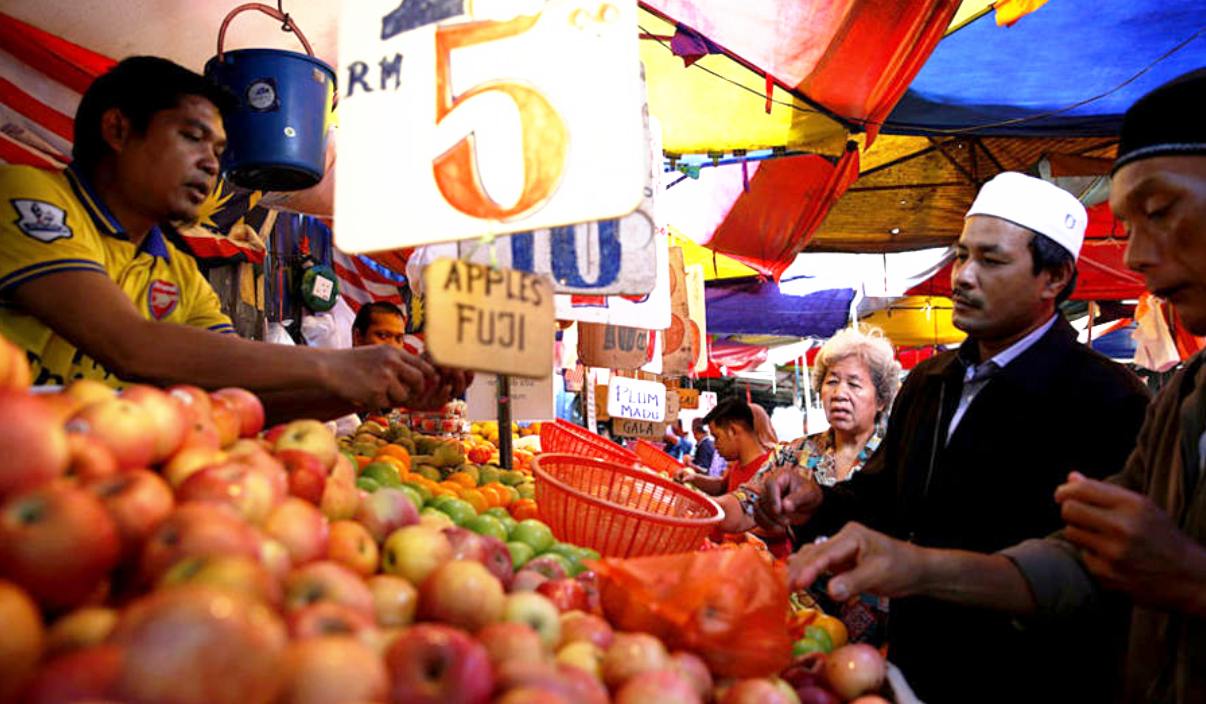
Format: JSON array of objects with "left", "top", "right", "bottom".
[{"left": 589, "top": 544, "right": 792, "bottom": 678}]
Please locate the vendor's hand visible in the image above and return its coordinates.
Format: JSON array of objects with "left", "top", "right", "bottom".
[
  {"left": 755, "top": 467, "right": 822, "bottom": 532},
  {"left": 787, "top": 522, "right": 926, "bottom": 599},
  {"left": 408, "top": 365, "right": 474, "bottom": 410},
  {"left": 1057, "top": 472, "right": 1206, "bottom": 614},
  {"left": 328, "top": 346, "right": 438, "bottom": 410}
]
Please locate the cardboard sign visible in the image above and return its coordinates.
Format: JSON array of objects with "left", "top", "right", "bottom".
[
  {"left": 678, "top": 388, "right": 700, "bottom": 409},
  {"left": 662, "top": 247, "right": 695, "bottom": 375},
  {"left": 613, "top": 418, "right": 664, "bottom": 440},
  {"left": 464, "top": 373, "right": 555, "bottom": 422},
  {"left": 554, "top": 230, "right": 672, "bottom": 328},
  {"left": 594, "top": 384, "right": 611, "bottom": 421},
  {"left": 577, "top": 322, "right": 652, "bottom": 370},
  {"left": 685, "top": 263, "right": 709, "bottom": 372},
  {"left": 665, "top": 391, "right": 680, "bottom": 424},
  {"left": 423, "top": 259, "right": 554, "bottom": 377},
  {"left": 335, "top": 0, "right": 645, "bottom": 251},
  {"left": 607, "top": 377, "right": 665, "bottom": 422}
]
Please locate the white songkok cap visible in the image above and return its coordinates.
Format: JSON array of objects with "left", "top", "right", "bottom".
[{"left": 965, "top": 172, "right": 1087, "bottom": 260}]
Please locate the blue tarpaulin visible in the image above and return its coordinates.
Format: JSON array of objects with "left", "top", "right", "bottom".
[
  {"left": 705, "top": 278, "right": 854, "bottom": 337},
  {"left": 885, "top": 1, "right": 1206, "bottom": 137}
]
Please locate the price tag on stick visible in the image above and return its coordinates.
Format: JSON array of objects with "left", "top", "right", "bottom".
[{"left": 423, "top": 259, "right": 554, "bottom": 378}]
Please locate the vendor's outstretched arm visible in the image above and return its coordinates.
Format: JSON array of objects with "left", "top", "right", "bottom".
[
  {"left": 13, "top": 271, "right": 443, "bottom": 413},
  {"left": 788, "top": 522, "right": 1038, "bottom": 615}
]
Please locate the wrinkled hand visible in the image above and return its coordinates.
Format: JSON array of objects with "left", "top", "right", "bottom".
[
  {"left": 755, "top": 467, "right": 822, "bottom": 532},
  {"left": 787, "top": 522, "right": 926, "bottom": 600},
  {"left": 1057, "top": 472, "right": 1206, "bottom": 613},
  {"left": 329, "top": 345, "right": 438, "bottom": 410}
]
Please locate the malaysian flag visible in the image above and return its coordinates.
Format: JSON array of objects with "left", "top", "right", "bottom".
[{"left": 330, "top": 248, "right": 406, "bottom": 312}]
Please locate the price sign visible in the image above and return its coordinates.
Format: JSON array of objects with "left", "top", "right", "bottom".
[
  {"left": 423, "top": 259, "right": 554, "bottom": 377},
  {"left": 606, "top": 376, "right": 665, "bottom": 422},
  {"left": 612, "top": 418, "right": 664, "bottom": 439},
  {"left": 677, "top": 388, "right": 700, "bottom": 409},
  {"left": 335, "top": 0, "right": 646, "bottom": 251},
  {"left": 465, "top": 373, "right": 554, "bottom": 421}
]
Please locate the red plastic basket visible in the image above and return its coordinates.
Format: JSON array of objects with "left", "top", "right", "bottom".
[
  {"left": 531, "top": 453, "right": 722, "bottom": 557},
  {"left": 633, "top": 440, "right": 686, "bottom": 476},
  {"left": 540, "top": 419, "right": 639, "bottom": 465}
]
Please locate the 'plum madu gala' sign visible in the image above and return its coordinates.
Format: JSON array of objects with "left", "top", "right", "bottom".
[{"left": 606, "top": 376, "right": 665, "bottom": 422}]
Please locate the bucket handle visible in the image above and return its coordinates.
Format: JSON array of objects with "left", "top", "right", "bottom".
[{"left": 217, "top": 3, "right": 316, "bottom": 61}]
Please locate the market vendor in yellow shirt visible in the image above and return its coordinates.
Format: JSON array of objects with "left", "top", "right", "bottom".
[{"left": 0, "top": 56, "right": 469, "bottom": 420}]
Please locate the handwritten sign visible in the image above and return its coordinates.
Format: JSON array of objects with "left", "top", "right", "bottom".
[
  {"left": 423, "top": 259, "right": 554, "bottom": 377},
  {"left": 465, "top": 372, "right": 554, "bottom": 422},
  {"left": 613, "top": 418, "right": 664, "bottom": 440},
  {"left": 677, "top": 388, "right": 700, "bottom": 409},
  {"left": 577, "top": 322, "right": 652, "bottom": 370},
  {"left": 607, "top": 376, "right": 665, "bottom": 422},
  {"left": 662, "top": 247, "right": 694, "bottom": 375},
  {"left": 335, "top": 0, "right": 645, "bottom": 251},
  {"left": 554, "top": 229, "right": 672, "bottom": 328}
]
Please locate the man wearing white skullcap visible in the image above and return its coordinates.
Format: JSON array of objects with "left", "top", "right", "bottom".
[{"left": 758, "top": 171, "right": 1151, "bottom": 702}]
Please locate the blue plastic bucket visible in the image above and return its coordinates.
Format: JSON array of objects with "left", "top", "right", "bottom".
[{"left": 204, "top": 7, "right": 335, "bottom": 191}]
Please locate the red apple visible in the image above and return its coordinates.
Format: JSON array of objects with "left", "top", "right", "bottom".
[
  {"left": 208, "top": 395, "right": 242, "bottom": 448},
  {"left": 494, "top": 661, "right": 607, "bottom": 704},
  {"left": 158, "top": 555, "right": 283, "bottom": 609},
  {"left": 554, "top": 662, "right": 610, "bottom": 704},
  {"left": 670, "top": 651, "right": 713, "bottom": 699},
  {"left": 381, "top": 525, "right": 452, "bottom": 586},
  {"left": 65, "top": 379, "right": 116, "bottom": 407},
  {"left": 328, "top": 520, "right": 379, "bottom": 576},
  {"left": 278, "top": 449, "right": 328, "bottom": 504},
  {"left": 86, "top": 469, "right": 174, "bottom": 561},
  {"left": 0, "top": 580, "right": 44, "bottom": 700},
  {"left": 274, "top": 419, "right": 338, "bottom": 471},
  {"left": 602, "top": 633, "right": 668, "bottom": 689},
  {"left": 478, "top": 534, "right": 516, "bottom": 589},
  {"left": 616, "top": 669, "right": 702, "bottom": 704},
  {"left": 367, "top": 574, "right": 418, "bottom": 628},
  {"left": 0, "top": 390, "right": 69, "bottom": 498},
  {"left": 278, "top": 636, "right": 387, "bottom": 704},
  {"left": 496, "top": 688, "right": 571, "bottom": 704},
  {"left": 536, "top": 579, "right": 588, "bottom": 613},
  {"left": 162, "top": 446, "right": 225, "bottom": 488},
  {"left": 555, "top": 641, "right": 604, "bottom": 680},
  {"left": 109, "top": 584, "right": 287, "bottom": 704},
  {"left": 36, "top": 391, "right": 84, "bottom": 424},
  {"left": 139, "top": 503, "right": 261, "bottom": 584},
  {"left": 524, "top": 554, "right": 569, "bottom": 581},
  {"left": 823, "top": 644, "right": 885, "bottom": 701},
  {"left": 512, "top": 568, "right": 550, "bottom": 593},
  {"left": 284, "top": 561, "right": 375, "bottom": 619},
  {"left": 19, "top": 644, "right": 123, "bottom": 704},
  {"left": 121, "top": 385, "right": 187, "bottom": 464},
  {"left": 177, "top": 460, "right": 284, "bottom": 525},
  {"left": 178, "top": 414, "right": 222, "bottom": 452},
  {"left": 264, "top": 498, "right": 330, "bottom": 565},
  {"left": 849, "top": 696, "right": 892, "bottom": 704},
  {"left": 357, "top": 488, "right": 421, "bottom": 543},
  {"left": 559, "top": 611, "right": 614, "bottom": 650},
  {"left": 63, "top": 433, "right": 119, "bottom": 484},
  {"left": 503, "top": 591, "right": 561, "bottom": 651},
  {"left": 795, "top": 686, "right": 841, "bottom": 704},
  {"left": 263, "top": 423, "right": 288, "bottom": 445},
  {"left": 385, "top": 624, "right": 494, "bottom": 704},
  {"left": 419, "top": 560, "right": 505, "bottom": 632},
  {"left": 287, "top": 601, "right": 377, "bottom": 641},
  {"left": 45, "top": 606, "right": 118, "bottom": 659},
  {"left": 211, "top": 388, "right": 265, "bottom": 438},
  {"left": 319, "top": 454, "right": 360, "bottom": 520},
  {"left": 722, "top": 678, "right": 796, "bottom": 704},
  {"left": 166, "top": 384, "right": 212, "bottom": 422},
  {"left": 0, "top": 484, "right": 120, "bottom": 609},
  {"left": 477, "top": 622, "right": 547, "bottom": 667},
  {"left": 67, "top": 398, "right": 155, "bottom": 470}
]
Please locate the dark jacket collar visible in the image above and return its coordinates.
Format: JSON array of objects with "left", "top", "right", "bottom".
[{"left": 924, "top": 316, "right": 1079, "bottom": 383}]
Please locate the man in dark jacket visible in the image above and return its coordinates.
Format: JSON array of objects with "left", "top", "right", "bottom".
[
  {"left": 759, "top": 172, "right": 1151, "bottom": 703},
  {"left": 785, "top": 69, "right": 1206, "bottom": 704}
]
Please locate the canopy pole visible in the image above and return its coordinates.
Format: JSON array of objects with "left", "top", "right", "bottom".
[{"left": 497, "top": 375, "right": 512, "bottom": 470}]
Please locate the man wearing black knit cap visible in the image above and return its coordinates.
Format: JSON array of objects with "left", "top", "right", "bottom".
[{"left": 785, "top": 68, "right": 1206, "bottom": 704}]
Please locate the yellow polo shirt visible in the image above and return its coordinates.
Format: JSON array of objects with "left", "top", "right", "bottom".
[{"left": 0, "top": 164, "right": 235, "bottom": 388}]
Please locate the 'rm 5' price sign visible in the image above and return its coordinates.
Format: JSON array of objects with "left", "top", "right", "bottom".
[{"left": 335, "top": 0, "right": 646, "bottom": 251}]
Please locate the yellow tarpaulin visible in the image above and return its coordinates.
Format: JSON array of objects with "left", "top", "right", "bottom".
[
  {"left": 862, "top": 296, "right": 967, "bottom": 347},
  {"left": 669, "top": 230, "right": 757, "bottom": 280}
]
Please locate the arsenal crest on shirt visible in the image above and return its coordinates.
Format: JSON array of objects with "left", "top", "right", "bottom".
[{"left": 148, "top": 280, "right": 180, "bottom": 320}]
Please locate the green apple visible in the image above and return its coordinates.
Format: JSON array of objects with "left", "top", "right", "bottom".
[
  {"left": 535, "top": 552, "right": 574, "bottom": 577},
  {"left": 355, "top": 476, "right": 380, "bottom": 493},
  {"left": 397, "top": 485, "right": 424, "bottom": 511},
  {"left": 360, "top": 462, "right": 401, "bottom": 487},
  {"left": 465, "top": 514, "right": 509, "bottom": 541},
  {"left": 436, "top": 498, "right": 478, "bottom": 526},
  {"left": 511, "top": 519, "right": 555, "bottom": 554},
  {"left": 499, "top": 470, "right": 526, "bottom": 487},
  {"left": 419, "top": 507, "right": 455, "bottom": 530},
  {"left": 803, "top": 625, "right": 834, "bottom": 653},
  {"left": 401, "top": 481, "right": 432, "bottom": 504},
  {"left": 545, "top": 543, "right": 585, "bottom": 577},
  {"left": 414, "top": 466, "right": 442, "bottom": 482},
  {"left": 484, "top": 507, "right": 511, "bottom": 521},
  {"left": 497, "top": 515, "right": 517, "bottom": 538},
  {"left": 517, "top": 483, "right": 536, "bottom": 500},
  {"left": 506, "top": 541, "right": 535, "bottom": 569},
  {"left": 478, "top": 466, "right": 500, "bottom": 485}
]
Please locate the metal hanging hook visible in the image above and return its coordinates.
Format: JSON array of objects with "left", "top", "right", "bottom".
[{"left": 277, "top": 0, "right": 291, "bottom": 32}]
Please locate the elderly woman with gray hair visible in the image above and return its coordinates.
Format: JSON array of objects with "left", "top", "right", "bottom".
[{"left": 716, "top": 324, "right": 901, "bottom": 534}]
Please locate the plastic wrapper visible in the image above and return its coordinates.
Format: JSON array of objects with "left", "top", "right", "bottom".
[{"left": 590, "top": 544, "right": 792, "bottom": 678}]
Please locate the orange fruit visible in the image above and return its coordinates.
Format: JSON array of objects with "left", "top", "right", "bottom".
[
  {"left": 355, "top": 456, "right": 373, "bottom": 470},
  {"left": 484, "top": 483, "right": 513, "bottom": 507},
  {"left": 375, "top": 455, "right": 409, "bottom": 472},
  {"left": 461, "top": 489, "right": 488, "bottom": 514},
  {"left": 377, "top": 444, "right": 412, "bottom": 466},
  {"left": 812, "top": 614, "right": 848, "bottom": 649},
  {"left": 478, "top": 486, "right": 503, "bottom": 508},
  {"left": 429, "top": 486, "right": 457, "bottom": 499},
  {"left": 448, "top": 472, "right": 477, "bottom": 488},
  {"left": 510, "top": 499, "right": 539, "bottom": 522},
  {"left": 438, "top": 481, "right": 465, "bottom": 497}
]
